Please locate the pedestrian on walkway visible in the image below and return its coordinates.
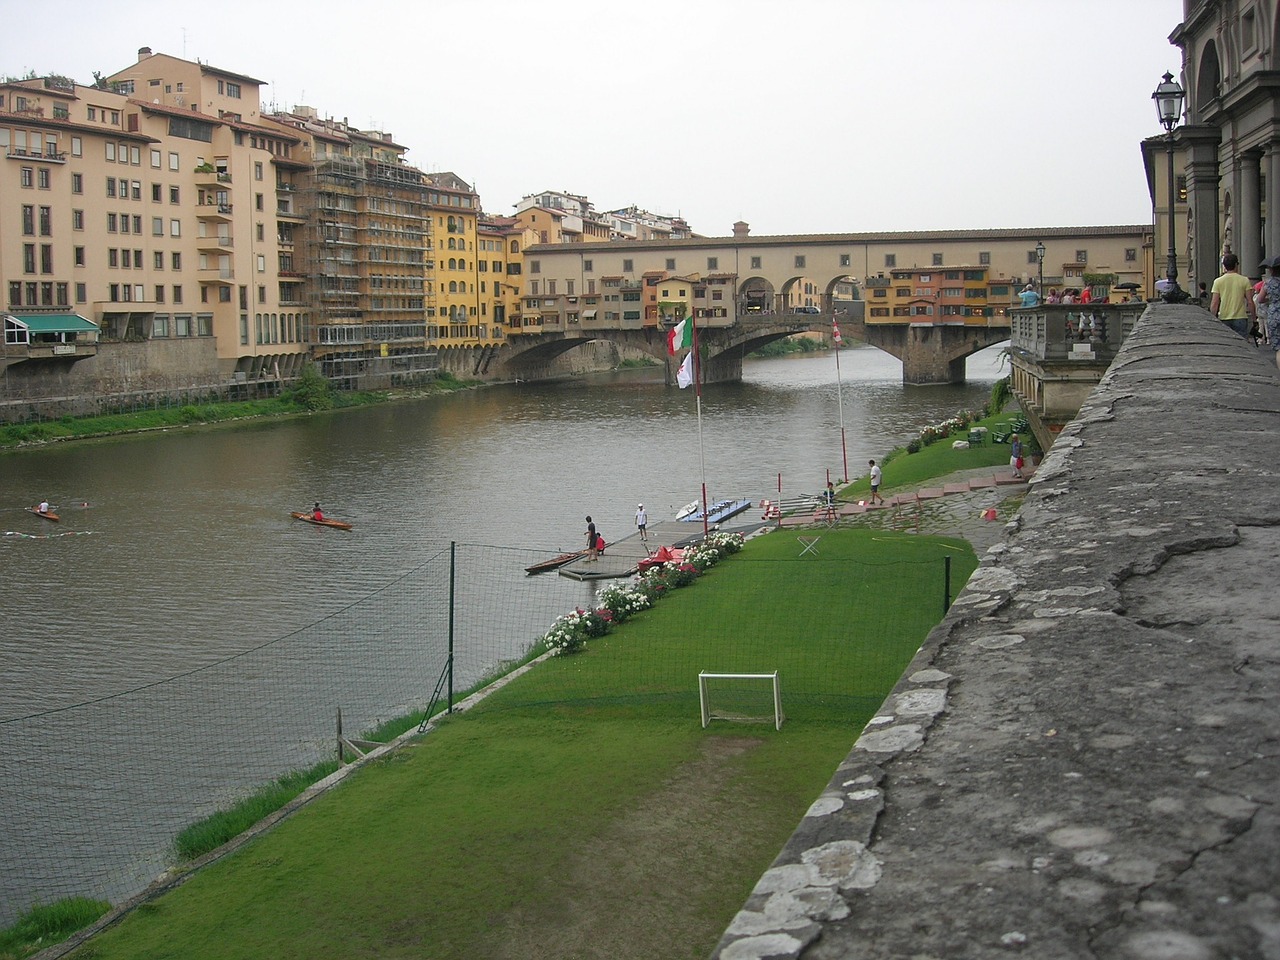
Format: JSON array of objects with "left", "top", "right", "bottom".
[
  {"left": 868, "top": 460, "right": 884, "bottom": 505},
  {"left": 1210, "top": 253, "right": 1256, "bottom": 338},
  {"left": 585, "top": 515, "right": 598, "bottom": 562},
  {"left": 635, "top": 503, "right": 648, "bottom": 547},
  {"left": 1010, "top": 434, "right": 1025, "bottom": 480}
]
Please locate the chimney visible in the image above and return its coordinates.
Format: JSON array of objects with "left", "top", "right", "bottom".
[
  {"left": 138, "top": 46, "right": 153, "bottom": 61},
  {"left": 733, "top": 221, "right": 750, "bottom": 239}
]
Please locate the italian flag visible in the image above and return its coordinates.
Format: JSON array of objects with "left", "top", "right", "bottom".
[{"left": 667, "top": 318, "right": 692, "bottom": 355}]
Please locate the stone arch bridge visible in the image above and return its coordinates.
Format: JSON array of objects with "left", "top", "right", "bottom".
[{"left": 481, "top": 311, "right": 1010, "bottom": 385}]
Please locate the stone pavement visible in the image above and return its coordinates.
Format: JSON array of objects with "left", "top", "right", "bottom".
[{"left": 713, "top": 305, "right": 1280, "bottom": 960}]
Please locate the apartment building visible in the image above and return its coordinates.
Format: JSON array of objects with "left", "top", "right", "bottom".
[
  {"left": 477, "top": 215, "right": 522, "bottom": 341},
  {"left": 863, "top": 266, "right": 1018, "bottom": 324},
  {"left": 103, "top": 48, "right": 309, "bottom": 380}
]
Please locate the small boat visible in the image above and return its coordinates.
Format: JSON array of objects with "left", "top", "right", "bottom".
[
  {"left": 28, "top": 508, "right": 60, "bottom": 523},
  {"left": 675, "top": 500, "right": 700, "bottom": 520},
  {"left": 525, "top": 550, "right": 587, "bottom": 575},
  {"left": 678, "top": 498, "right": 755, "bottom": 524},
  {"left": 291, "top": 512, "right": 353, "bottom": 531}
]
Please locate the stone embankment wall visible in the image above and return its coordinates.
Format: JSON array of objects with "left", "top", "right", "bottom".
[{"left": 714, "top": 304, "right": 1280, "bottom": 960}]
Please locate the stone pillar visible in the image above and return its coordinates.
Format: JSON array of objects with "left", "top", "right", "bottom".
[
  {"left": 1183, "top": 125, "right": 1222, "bottom": 291},
  {"left": 1240, "top": 152, "right": 1263, "bottom": 277},
  {"left": 1267, "top": 143, "right": 1280, "bottom": 259}
]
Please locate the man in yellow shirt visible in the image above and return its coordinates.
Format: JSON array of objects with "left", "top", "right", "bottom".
[{"left": 1209, "top": 253, "right": 1256, "bottom": 338}]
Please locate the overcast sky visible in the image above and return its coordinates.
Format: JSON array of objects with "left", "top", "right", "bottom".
[{"left": 4, "top": 0, "right": 1185, "bottom": 237}]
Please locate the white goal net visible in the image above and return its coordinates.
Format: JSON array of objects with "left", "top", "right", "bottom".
[{"left": 698, "top": 672, "right": 784, "bottom": 730}]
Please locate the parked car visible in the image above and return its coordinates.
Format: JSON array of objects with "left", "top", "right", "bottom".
[{"left": 795, "top": 305, "right": 821, "bottom": 314}]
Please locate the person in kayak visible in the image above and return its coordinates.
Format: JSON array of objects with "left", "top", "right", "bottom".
[{"left": 311, "top": 502, "right": 324, "bottom": 521}]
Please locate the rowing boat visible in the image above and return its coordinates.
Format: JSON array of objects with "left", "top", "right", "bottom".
[
  {"left": 28, "top": 508, "right": 60, "bottom": 523},
  {"left": 291, "top": 512, "right": 353, "bottom": 531},
  {"left": 525, "top": 550, "right": 586, "bottom": 575}
]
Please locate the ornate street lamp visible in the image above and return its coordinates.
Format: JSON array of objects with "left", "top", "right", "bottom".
[
  {"left": 1153, "top": 71, "right": 1187, "bottom": 303},
  {"left": 1035, "top": 240, "right": 1045, "bottom": 299}
]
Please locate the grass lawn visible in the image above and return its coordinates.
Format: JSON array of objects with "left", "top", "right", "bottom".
[
  {"left": 842, "top": 408, "right": 1030, "bottom": 498},
  {"left": 58, "top": 529, "right": 975, "bottom": 960}
]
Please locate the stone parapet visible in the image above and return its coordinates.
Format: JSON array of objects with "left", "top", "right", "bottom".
[{"left": 713, "top": 304, "right": 1280, "bottom": 960}]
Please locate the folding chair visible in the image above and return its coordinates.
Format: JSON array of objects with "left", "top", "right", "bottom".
[{"left": 797, "top": 535, "right": 822, "bottom": 557}]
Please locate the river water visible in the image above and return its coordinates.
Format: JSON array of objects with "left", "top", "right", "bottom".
[{"left": 0, "top": 343, "right": 1005, "bottom": 921}]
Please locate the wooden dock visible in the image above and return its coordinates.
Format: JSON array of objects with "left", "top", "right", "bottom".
[{"left": 557, "top": 521, "right": 722, "bottom": 581}]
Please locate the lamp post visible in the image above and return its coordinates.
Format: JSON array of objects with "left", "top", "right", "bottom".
[
  {"left": 1153, "top": 71, "right": 1187, "bottom": 303},
  {"left": 1035, "top": 240, "right": 1045, "bottom": 300}
]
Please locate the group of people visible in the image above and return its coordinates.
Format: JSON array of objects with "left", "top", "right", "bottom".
[
  {"left": 1209, "top": 252, "right": 1280, "bottom": 369},
  {"left": 1045, "top": 288, "right": 1094, "bottom": 305}
]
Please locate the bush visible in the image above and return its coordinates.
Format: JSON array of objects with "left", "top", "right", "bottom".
[
  {"left": 178, "top": 405, "right": 202, "bottom": 423},
  {"left": 906, "top": 438, "right": 922, "bottom": 454},
  {"left": 290, "top": 363, "right": 334, "bottom": 411}
]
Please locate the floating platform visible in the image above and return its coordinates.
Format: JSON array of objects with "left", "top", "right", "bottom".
[
  {"left": 677, "top": 498, "right": 754, "bottom": 525},
  {"left": 557, "top": 522, "right": 704, "bottom": 581}
]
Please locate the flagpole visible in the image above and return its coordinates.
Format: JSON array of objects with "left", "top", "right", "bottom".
[
  {"left": 691, "top": 311, "right": 709, "bottom": 539},
  {"left": 833, "top": 316, "right": 849, "bottom": 481}
]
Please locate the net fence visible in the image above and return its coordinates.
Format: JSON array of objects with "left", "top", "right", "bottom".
[{"left": 0, "top": 538, "right": 956, "bottom": 927}]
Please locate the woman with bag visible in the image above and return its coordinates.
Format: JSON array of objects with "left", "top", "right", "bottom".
[{"left": 1010, "top": 434, "right": 1025, "bottom": 480}]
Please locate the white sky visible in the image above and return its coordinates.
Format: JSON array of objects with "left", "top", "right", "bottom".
[{"left": 3, "top": 0, "right": 1185, "bottom": 236}]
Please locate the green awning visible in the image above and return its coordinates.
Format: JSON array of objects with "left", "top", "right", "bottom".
[{"left": 9, "top": 314, "right": 99, "bottom": 333}]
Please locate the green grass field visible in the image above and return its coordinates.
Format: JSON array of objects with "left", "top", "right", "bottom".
[{"left": 43, "top": 528, "right": 974, "bottom": 960}]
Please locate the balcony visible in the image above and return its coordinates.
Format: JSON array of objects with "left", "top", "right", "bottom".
[
  {"left": 6, "top": 148, "right": 67, "bottom": 164},
  {"left": 196, "top": 235, "right": 234, "bottom": 252},
  {"left": 276, "top": 205, "right": 307, "bottom": 222},
  {"left": 196, "top": 201, "right": 233, "bottom": 220},
  {"left": 195, "top": 167, "right": 232, "bottom": 187},
  {"left": 197, "top": 266, "right": 235, "bottom": 282}
]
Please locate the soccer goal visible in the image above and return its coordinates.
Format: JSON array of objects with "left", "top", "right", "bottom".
[{"left": 698, "top": 671, "right": 784, "bottom": 730}]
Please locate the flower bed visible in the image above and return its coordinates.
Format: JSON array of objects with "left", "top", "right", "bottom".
[{"left": 537, "top": 531, "right": 746, "bottom": 656}]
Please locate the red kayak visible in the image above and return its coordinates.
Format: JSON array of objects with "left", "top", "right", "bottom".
[
  {"left": 291, "top": 512, "right": 353, "bottom": 531},
  {"left": 28, "top": 508, "right": 60, "bottom": 523}
]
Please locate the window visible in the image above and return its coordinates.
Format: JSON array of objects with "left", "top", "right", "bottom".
[
  {"left": 795, "top": 255, "right": 806, "bottom": 269},
  {"left": 154, "top": 251, "right": 164, "bottom": 269},
  {"left": 21, "top": 205, "right": 34, "bottom": 235},
  {"left": 707, "top": 257, "right": 718, "bottom": 270},
  {"left": 40, "top": 244, "right": 52, "bottom": 273},
  {"left": 226, "top": 82, "right": 241, "bottom": 99},
  {"left": 932, "top": 253, "right": 944, "bottom": 266},
  {"left": 258, "top": 285, "right": 266, "bottom": 304},
  {"left": 254, "top": 161, "right": 263, "bottom": 180},
  {"left": 622, "top": 259, "right": 633, "bottom": 272},
  {"left": 665, "top": 258, "right": 676, "bottom": 270},
  {"left": 131, "top": 180, "right": 141, "bottom": 200},
  {"left": 74, "top": 246, "right": 85, "bottom": 266},
  {"left": 106, "top": 178, "right": 116, "bottom": 198},
  {"left": 71, "top": 136, "right": 82, "bottom": 157},
  {"left": 170, "top": 219, "right": 181, "bottom": 237},
  {"left": 528, "top": 259, "right": 540, "bottom": 274},
  {"left": 1027, "top": 250, "right": 1039, "bottom": 264},
  {"left": 979, "top": 251, "right": 991, "bottom": 265},
  {"left": 1125, "top": 248, "right": 1137, "bottom": 262},
  {"left": 20, "top": 166, "right": 33, "bottom": 187},
  {"left": 172, "top": 285, "right": 183, "bottom": 304},
  {"left": 37, "top": 168, "right": 49, "bottom": 189},
  {"left": 75, "top": 282, "right": 86, "bottom": 303},
  {"left": 106, "top": 142, "right": 116, "bottom": 161},
  {"left": 583, "top": 259, "right": 593, "bottom": 272},
  {"left": 750, "top": 256, "right": 762, "bottom": 270},
  {"left": 133, "top": 215, "right": 142, "bottom": 233},
  {"left": 121, "top": 249, "right": 131, "bottom": 269},
  {"left": 108, "top": 248, "right": 119, "bottom": 268},
  {"left": 153, "top": 315, "right": 168, "bottom": 337},
  {"left": 72, "top": 209, "right": 84, "bottom": 230},
  {"left": 169, "top": 186, "right": 180, "bottom": 204},
  {"left": 257, "top": 254, "right": 266, "bottom": 273},
  {"left": 169, "top": 151, "right": 179, "bottom": 171},
  {"left": 172, "top": 252, "right": 182, "bottom": 270},
  {"left": 107, "top": 213, "right": 118, "bottom": 232},
  {"left": 255, "top": 193, "right": 263, "bottom": 211},
  {"left": 151, "top": 148, "right": 161, "bottom": 168},
  {"left": 36, "top": 206, "right": 51, "bottom": 236},
  {"left": 885, "top": 254, "right": 896, "bottom": 267},
  {"left": 840, "top": 254, "right": 851, "bottom": 267},
  {"left": 175, "top": 314, "right": 191, "bottom": 337},
  {"left": 1076, "top": 250, "right": 1088, "bottom": 263}
]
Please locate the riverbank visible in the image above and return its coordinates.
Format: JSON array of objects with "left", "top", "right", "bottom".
[{"left": 0, "top": 372, "right": 481, "bottom": 452}]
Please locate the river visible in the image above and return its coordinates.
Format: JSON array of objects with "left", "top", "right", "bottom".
[{"left": 0, "top": 343, "right": 1006, "bottom": 921}]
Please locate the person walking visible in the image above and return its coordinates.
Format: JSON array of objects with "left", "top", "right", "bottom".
[
  {"left": 635, "top": 503, "right": 648, "bottom": 548},
  {"left": 1255, "top": 256, "right": 1280, "bottom": 371},
  {"left": 868, "top": 460, "right": 884, "bottom": 506},
  {"left": 585, "top": 515, "right": 598, "bottom": 562},
  {"left": 1010, "top": 434, "right": 1025, "bottom": 480},
  {"left": 1210, "top": 253, "right": 1256, "bottom": 338}
]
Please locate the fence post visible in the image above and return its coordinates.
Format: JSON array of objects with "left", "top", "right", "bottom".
[
  {"left": 336, "top": 706, "right": 344, "bottom": 766},
  {"left": 448, "top": 541, "right": 456, "bottom": 714},
  {"left": 943, "top": 555, "right": 952, "bottom": 614}
]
